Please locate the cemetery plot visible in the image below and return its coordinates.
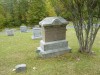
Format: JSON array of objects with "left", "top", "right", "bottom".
[{"left": 37, "top": 17, "right": 71, "bottom": 58}]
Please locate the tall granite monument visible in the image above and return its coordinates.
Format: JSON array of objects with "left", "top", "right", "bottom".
[{"left": 37, "top": 17, "right": 71, "bottom": 58}]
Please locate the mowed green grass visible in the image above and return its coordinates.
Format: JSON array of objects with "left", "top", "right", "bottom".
[{"left": 0, "top": 29, "right": 100, "bottom": 75}]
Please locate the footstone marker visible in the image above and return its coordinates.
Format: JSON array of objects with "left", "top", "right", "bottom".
[
  {"left": 32, "top": 27, "right": 42, "bottom": 39},
  {"left": 15, "top": 64, "right": 26, "bottom": 73},
  {"left": 37, "top": 17, "right": 71, "bottom": 58},
  {"left": 20, "top": 26, "right": 27, "bottom": 32},
  {"left": 6, "top": 29, "right": 14, "bottom": 36}
]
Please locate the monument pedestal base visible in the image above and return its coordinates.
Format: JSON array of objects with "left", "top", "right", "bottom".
[
  {"left": 37, "top": 40, "right": 71, "bottom": 58},
  {"left": 32, "top": 36, "right": 42, "bottom": 39}
]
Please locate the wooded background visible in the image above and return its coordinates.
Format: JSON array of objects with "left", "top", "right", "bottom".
[
  {"left": 0, "top": 0, "right": 71, "bottom": 29},
  {"left": 0, "top": 0, "right": 100, "bottom": 54}
]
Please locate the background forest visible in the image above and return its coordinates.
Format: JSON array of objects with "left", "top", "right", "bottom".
[{"left": 0, "top": 0, "right": 70, "bottom": 29}]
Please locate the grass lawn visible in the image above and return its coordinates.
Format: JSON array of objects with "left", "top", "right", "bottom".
[{"left": 0, "top": 29, "right": 100, "bottom": 75}]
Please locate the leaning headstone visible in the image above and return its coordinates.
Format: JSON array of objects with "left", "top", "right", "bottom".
[
  {"left": 20, "top": 26, "right": 27, "bottom": 32},
  {"left": 32, "top": 27, "right": 42, "bottom": 39},
  {"left": 37, "top": 17, "right": 71, "bottom": 58},
  {"left": 6, "top": 29, "right": 14, "bottom": 36},
  {"left": 15, "top": 64, "right": 26, "bottom": 73}
]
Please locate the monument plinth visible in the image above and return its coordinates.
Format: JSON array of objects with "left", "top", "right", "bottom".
[{"left": 37, "top": 17, "right": 71, "bottom": 58}]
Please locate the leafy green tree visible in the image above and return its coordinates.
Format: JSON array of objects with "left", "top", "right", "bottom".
[
  {"left": 28, "top": 0, "right": 47, "bottom": 25},
  {"left": 60, "top": 0, "right": 100, "bottom": 53},
  {"left": 0, "top": 0, "right": 33, "bottom": 27},
  {"left": 0, "top": 1, "right": 5, "bottom": 29},
  {"left": 14, "top": 0, "right": 29, "bottom": 26},
  {"left": 51, "top": 0, "right": 71, "bottom": 20},
  {"left": 45, "top": 0, "right": 57, "bottom": 16}
]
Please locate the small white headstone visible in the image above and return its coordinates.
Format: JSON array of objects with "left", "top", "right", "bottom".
[
  {"left": 20, "top": 26, "right": 27, "bottom": 32},
  {"left": 6, "top": 29, "right": 14, "bottom": 36},
  {"left": 32, "top": 27, "right": 42, "bottom": 39}
]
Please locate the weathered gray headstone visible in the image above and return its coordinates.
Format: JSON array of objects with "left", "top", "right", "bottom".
[
  {"left": 32, "top": 27, "right": 42, "bottom": 39},
  {"left": 15, "top": 64, "right": 26, "bottom": 73},
  {"left": 6, "top": 29, "right": 14, "bottom": 36},
  {"left": 20, "top": 26, "right": 27, "bottom": 32},
  {"left": 37, "top": 17, "right": 71, "bottom": 58}
]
